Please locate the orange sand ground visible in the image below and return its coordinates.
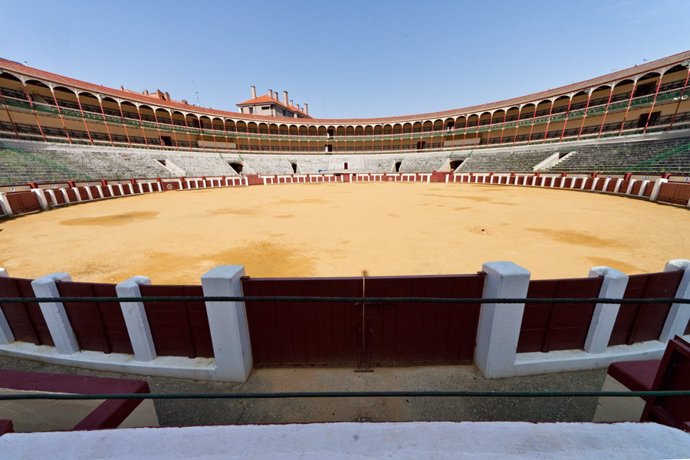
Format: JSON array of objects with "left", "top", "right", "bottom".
[{"left": 0, "top": 183, "right": 688, "bottom": 284}]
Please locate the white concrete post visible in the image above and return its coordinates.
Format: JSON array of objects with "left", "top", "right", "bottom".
[
  {"left": 116, "top": 184, "right": 124, "bottom": 196},
  {"left": 31, "top": 273, "right": 79, "bottom": 355},
  {"left": 638, "top": 180, "right": 649, "bottom": 197},
  {"left": 60, "top": 189, "right": 71, "bottom": 204},
  {"left": 127, "top": 183, "right": 134, "bottom": 194},
  {"left": 660, "top": 259, "right": 690, "bottom": 341},
  {"left": 0, "top": 192, "right": 13, "bottom": 216},
  {"left": 0, "top": 268, "right": 14, "bottom": 344},
  {"left": 96, "top": 185, "right": 104, "bottom": 198},
  {"left": 613, "top": 178, "right": 623, "bottom": 194},
  {"left": 475, "top": 261, "right": 531, "bottom": 378},
  {"left": 625, "top": 180, "right": 636, "bottom": 195},
  {"left": 116, "top": 276, "right": 156, "bottom": 361},
  {"left": 649, "top": 178, "right": 667, "bottom": 202},
  {"left": 31, "top": 188, "right": 48, "bottom": 210},
  {"left": 602, "top": 178, "right": 611, "bottom": 192},
  {"left": 45, "top": 189, "right": 58, "bottom": 207},
  {"left": 107, "top": 184, "right": 115, "bottom": 197},
  {"left": 201, "top": 266, "right": 253, "bottom": 382},
  {"left": 590, "top": 178, "right": 599, "bottom": 191},
  {"left": 584, "top": 267, "right": 629, "bottom": 353},
  {"left": 84, "top": 187, "right": 94, "bottom": 200},
  {"left": 71, "top": 188, "right": 82, "bottom": 202}
]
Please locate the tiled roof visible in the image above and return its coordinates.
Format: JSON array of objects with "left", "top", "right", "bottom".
[
  {"left": 1, "top": 50, "right": 689, "bottom": 125},
  {"left": 236, "top": 94, "right": 310, "bottom": 117}
]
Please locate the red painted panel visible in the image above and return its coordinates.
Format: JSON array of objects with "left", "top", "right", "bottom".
[
  {"left": 245, "top": 175, "right": 263, "bottom": 186},
  {"left": 0, "top": 277, "right": 53, "bottom": 345},
  {"left": 606, "top": 179, "right": 618, "bottom": 192},
  {"left": 518, "top": 277, "right": 603, "bottom": 352},
  {"left": 609, "top": 271, "right": 682, "bottom": 346},
  {"left": 363, "top": 274, "right": 485, "bottom": 365},
  {"left": 52, "top": 190, "right": 66, "bottom": 205},
  {"left": 56, "top": 281, "right": 133, "bottom": 354},
  {"left": 525, "top": 176, "right": 535, "bottom": 186},
  {"left": 552, "top": 177, "right": 562, "bottom": 188},
  {"left": 658, "top": 183, "right": 690, "bottom": 205},
  {"left": 242, "top": 277, "right": 361, "bottom": 367},
  {"left": 101, "top": 186, "right": 112, "bottom": 198},
  {"left": 618, "top": 180, "right": 630, "bottom": 194},
  {"left": 138, "top": 284, "right": 212, "bottom": 358},
  {"left": 583, "top": 178, "right": 594, "bottom": 189},
  {"left": 161, "top": 181, "right": 180, "bottom": 191},
  {"left": 111, "top": 186, "right": 122, "bottom": 197},
  {"left": 594, "top": 179, "right": 606, "bottom": 191},
  {"left": 631, "top": 181, "right": 643, "bottom": 195},
  {"left": 572, "top": 178, "right": 584, "bottom": 188},
  {"left": 85, "top": 186, "right": 99, "bottom": 199},
  {"left": 562, "top": 178, "right": 573, "bottom": 188},
  {"left": 5, "top": 191, "right": 41, "bottom": 214},
  {"left": 66, "top": 188, "right": 78, "bottom": 201}
]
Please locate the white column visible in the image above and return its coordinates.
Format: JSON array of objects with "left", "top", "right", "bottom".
[
  {"left": 0, "top": 192, "right": 13, "bottom": 216},
  {"left": 116, "top": 276, "right": 156, "bottom": 361},
  {"left": 60, "top": 189, "right": 71, "bottom": 204},
  {"left": 474, "top": 261, "right": 531, "bottom": 378},
  {"left": 638, "top": 180, "right": 649, "bottom": 197},
  {"left": 625, "top": 180, "right": 636, "bottom": 195},
  {"left": 613, "top": 178, "right": 623, "bottom": 194},
  {"left": 201, "top": 266, "right": 253, "bottom": 382},
  {"left": 31, "top": 273, "right": 79, "bottom": 355},
  {"left": 84, "top": 187, "right": 94, "bottom": 200},
  {"left": 116, "top": 184, "right": 124, "bottom": 196},
  {"left": 31, "top": 188, "right": 49, "bottom": 210},
  {"left": 127, "top": 183, "right": 134, "bottom": 194},
  {"left": 649, "top": 178, "right": 667, "bottom": 202},
  {"left": 0, "top": 268, "right": 14, "bottom": 344},
  {"left": 602, "top": 178, "right": 611, "bottom": 192},
  {"left": 96, "top": 185, "right": 104, "bottom": 198},
  {"left": 660, "top": 259, "right": 690, "bottom": 341},
  {"left": 590, "top": 178, "right": 599, "bottom": 191},
  {"left": 584, "top": 267, "right": 629, "bottom": 353},
  {"left": 45, "top": 189, "right": 58, "bottom": 207},
  {"left": 107, "top": 184, "right": 115, "bottom": 196}
]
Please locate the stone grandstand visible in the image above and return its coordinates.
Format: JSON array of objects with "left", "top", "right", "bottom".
[{"left": 1, "top": 131, "right": 689, "bottom": 186}]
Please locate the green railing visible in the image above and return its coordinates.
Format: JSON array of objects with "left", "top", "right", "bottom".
[{"left": 2, "top": 88, "right": 685, "bottom": 143}]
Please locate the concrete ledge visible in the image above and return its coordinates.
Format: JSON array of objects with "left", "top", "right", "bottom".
[{"left": 0, "top": 342, "right": 224, "bottom": 381}]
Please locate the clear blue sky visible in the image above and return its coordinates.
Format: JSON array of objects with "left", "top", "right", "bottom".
[{"left": 1, "top": 0, "right": 689, "bottom": 119}]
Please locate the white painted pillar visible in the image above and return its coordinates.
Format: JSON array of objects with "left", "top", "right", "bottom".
[
  {"left": 176, "top": 179, "right": 183, "bottom": 190},
  {"left": 660, "top": 259, "right": 690, "bottom": 341},
  {"left": 45, "top": 189, "right": 58, "bottom": 207},
  {"left": 474, "top": 261, "right": 531, "bottom": 378},
  {"left": 60, "top": 189, "right": 71, "bottom": 204},
  {"left": 201, "top": 266, "right": 253, "bottom": 381},
  {"left": 584, "top": 267, "right": 629, "bottom": 354},
  {"left": 602, "top": 178, "right": 611, "bottom": 192},
  {"left": 613, "top": 178, "right": 623, "bottom": 194},
  {"left": 31, "top": 273, "right": 79, "bottom": 355},
  {"left": 71, "top": 188, "right": 82, "bottom": 202},
  {"left": 649, "top": 178, "right": 667, "bottom": 202},
  {"left": 580, "top": 178, "right": 587, "bottom": 190},
  {"left": 0, "top": 192, "right": 13, "bottom": 216},
  {"left": 96, "top": 185, "right": 104, "bottom": 198},
  {"left": 625, "top": 180, "right": 636, "bottom": 195},
  {"left": 31, "top": 188, "right": 49, "bottom": 210},
  {"left": 638, "top": 180, "right": 649, "bottom": 197},
  {"left": 0, "top": 268, "right": 14, "bottom": 344},
  {"left": 116, "top": 276, "right": 156, "bottom": 361},
  {"left": 107, "top": 184, "right": 115, "bottom": 196},
  {"left": 156, "top": 182, "right": 162, "bottom": 192},
  {"left": 127, "top": 183, "right": 135, "bottom": 195},
  {"left": 84, "top": 187, "right": 94, "bottom": 200}
]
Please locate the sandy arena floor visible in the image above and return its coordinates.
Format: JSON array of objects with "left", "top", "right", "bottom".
[{"left": 1, "top": 182, "right": 688, "bottom": 284}]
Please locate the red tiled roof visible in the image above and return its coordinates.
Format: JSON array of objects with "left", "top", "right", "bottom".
[
  {"left": 236, "top": 93, "right": 310, "bottom": 117},
  {"left": 1, "top": 50, "right": 689, "bottom": 125}
]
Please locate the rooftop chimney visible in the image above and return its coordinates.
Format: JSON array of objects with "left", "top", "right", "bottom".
[
  {"left": 289, "top": 99, "right": 294, "bottom": 107},
  {"left": 251, "top": 86, "right": 256, "bottom": 98},
  {"left": 282, "top": 90, "right": 288, "bottom": 106},
  {"left": 268, "top": 89, "right": 273, "bottom": 100},
  {"left": 304, "top": 103, "right": 309, "bottom": 115}
]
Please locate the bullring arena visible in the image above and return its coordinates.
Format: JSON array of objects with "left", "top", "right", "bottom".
[
  {"left": 1, "top": 47, "right": 690, "bottom": 451},
  {"left": 1, "top": 181, "right": 689, "bottom": 283}
]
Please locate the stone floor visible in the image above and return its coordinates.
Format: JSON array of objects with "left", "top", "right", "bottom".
[{"left": 0, "top": 355, "right": 607, "bottom": 426}]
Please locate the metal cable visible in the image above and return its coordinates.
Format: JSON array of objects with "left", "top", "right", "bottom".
[
  {"left": 1, "top": 390, "right": 689, "bottom": 401},
  {"left": 0, "top": 296, "right": 689, "bottom": 304}
]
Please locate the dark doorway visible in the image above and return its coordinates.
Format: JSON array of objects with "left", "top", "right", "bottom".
[
  {"left": 449, "top": 160, "right": 463, "bottom": 171},
  {"left": 416, "top": 141, "right": 426, "bottom": 150},
  {"left": 394, "top": 161, "right": 402, "bottom": 172},
  {"left": 291, "top": 162, "right": 298, "bottom": 173},
  {"left": 228, "top": 162, "right": 243, "bottom": 174},
  {"left": 343, "top": 162, "right": 349, "bottom": 170},
  {"left": 161, "top": 136, "right": 173, "bottom": 147}
]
